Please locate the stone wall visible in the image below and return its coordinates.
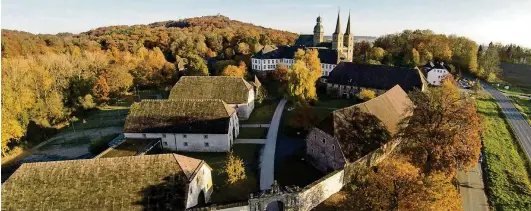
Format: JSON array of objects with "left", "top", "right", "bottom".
[{"left": 305, "top": 128, "right": 345, "bottom": 173}]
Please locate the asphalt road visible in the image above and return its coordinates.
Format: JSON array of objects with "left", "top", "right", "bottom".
[{"left": 482, "top": 83, "right": 531, "bottom": 160}]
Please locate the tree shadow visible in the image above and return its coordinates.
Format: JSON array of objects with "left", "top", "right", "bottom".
[{"left": 136, "top": 174, "right": 188, "bottom": 211}]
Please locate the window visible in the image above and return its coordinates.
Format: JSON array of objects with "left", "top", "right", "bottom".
[
  {"left": 205, "top": 142, "right": 210, "bottom": 147},
  {"left": 183, "top": 134, "right": 187, "bottom": 138},
  {"left": 142, "top": 134, "right": 146, "bottom": 138},
  {"left": 162, "top": 134, "right": 166, "bottom": 138},
  {"left": 163, "top": 142, "right": 168, "bottom": 146},
  {"left": 322, "top": 139, "right": 326, "bottom": 144},
  {"left": 332, "top": 145, "right": 335, "bottom": 150},
  {"left": 184, "top": 142, "right": 188, "bottom": 146},
  {"left": 204, "top": 135, "right": 208, "bottom": 139}
]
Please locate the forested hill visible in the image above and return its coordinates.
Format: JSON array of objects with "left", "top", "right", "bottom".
[
  {"left": 1, "top": 15, "right": 297, "bottom": 155},
  {"left": 1, "top": 15, "right": 298, "bottom": 58}
]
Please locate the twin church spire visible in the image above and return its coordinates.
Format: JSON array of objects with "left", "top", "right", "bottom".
[{"left": 312, "top": 10, "right": 354, "bottom": 62}]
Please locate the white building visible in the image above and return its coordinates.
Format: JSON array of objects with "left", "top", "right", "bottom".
[
  {"left": 123, "top": 99, "right": 239, "bottom": 152},
  {"left": 1, "top": 153, "right": 214, "bottom": 210},
  {"left": 169, "top": 76, "right": 256, "bottom": 120},
  {"left": 424, "top": 62, "right": 451, "bottom": 86},
  {"left": 251, "top": 12, "right": 356, "bottom": 77}
]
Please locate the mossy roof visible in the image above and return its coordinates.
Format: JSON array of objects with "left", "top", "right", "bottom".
[
  {"left": 100, "top": 138, "right": 160, "bottom": 158},
  {"left": 123, "top": 99, "right": 235, "bottom": 134},
  {"left": 169, "top": 76, "right": 253, "bottom": 104},
  {"left": 1, "top": 154, "right": 205, "bottom": 210}
]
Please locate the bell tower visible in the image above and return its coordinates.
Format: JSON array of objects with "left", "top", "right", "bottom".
[
  {"left": 332, "top": 10, "right": 343, "bottom": 51},
  {"left": 313, "top": 16, "right": 324, "bottom": 46},
  {"left": 343, "top": 11, "right": 354, "bottom": 62}
]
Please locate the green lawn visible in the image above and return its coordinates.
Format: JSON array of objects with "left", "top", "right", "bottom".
[
  {"left": 241, "top": 99, "right": 278, "bottom": 124},
  {"left": 61, "top": 106, "right": 129, "bottom": 132},
  {"left": 509, "top": 96, "right": 531, "bottom": 125},
  {"left": 100, "top": 138, "right": 158, "bottom": 158},
  {"left": 476, "top": 95, "right": 531, "bottom": 210},
  {"left": 238, "top": 128, "right": 268, "bottom": 139},
  {"left": 178, "top": 144, "right": 261, "bottom": 203}
]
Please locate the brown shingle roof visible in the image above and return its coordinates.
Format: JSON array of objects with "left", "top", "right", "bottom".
[
  {"left": 169, "top": 76, "right": 252, "bottom": 104},
  {"left": 319, "top": 85, "right": 413, "bottom": 136},
  {"left": 123, "top": 99, "right": 235, "bottom": 134},
  {"left": 1, "top": 154, "right": 205, "bottom": 210}
]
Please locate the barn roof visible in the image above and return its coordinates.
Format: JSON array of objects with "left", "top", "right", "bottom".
[
  {"left": 318, "top": 85, "right": 413, "bottom": 138},
  {"left": 326, "top": 62, "right": 425, "bottom": 92},
  {"left": 169, "top": 76, "right": 253, "bottom": 104},
  {"left": 1, "top": 154, "right": 205, "bottom": 210},
  {"left": 123, "top": 99, "right": 235, "bottom": 134}
]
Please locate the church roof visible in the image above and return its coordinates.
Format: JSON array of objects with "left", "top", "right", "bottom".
[
  {"left": 1, "top": 154, "right": 206, "bottom": 210},
  {"left": 294, "top": 34, "right": 314, "bottom": 46},
  {"left": 345, "top": 12, "right": 352, "bottom": 35},
  {"left": 334, "top": 12, "right": 341, "bottom": 34},
  {"left": 252, "top": 45, "right": 339, "bottom": 64},
  {"left": 327, "top": 62, "right": 425, "bottom": 92},
  {"left": 123, "top": 99, "right": 235, "bottom": 134},
  {"left": 169, "top": 76, "right": 253, "bottom": 104}
]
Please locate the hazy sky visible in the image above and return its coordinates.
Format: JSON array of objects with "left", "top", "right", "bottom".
[{"left": 2, "top": 0, "right": 531, "bottom": 47}]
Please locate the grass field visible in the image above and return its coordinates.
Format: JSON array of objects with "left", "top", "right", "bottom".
[
  {"left": 61, "top": 106, "right": 129, "bottom": 132},
  {"left": 476, "top": 95, "right": 531, "bottom": 210},
  {"left": 241, "top": 99, "right": 278, "bottom": 124},
  {"left": 238, "top": 128, "right": 268, "bottom": 139},
  {"left": 509, "top": 96, "right": 531, "bottom": 125},
  {"left": 178, "top": 144, "right": 261, "bottom": 203},
  {"left": 498, "top": 62, "right": 531, "bottom": 95}
]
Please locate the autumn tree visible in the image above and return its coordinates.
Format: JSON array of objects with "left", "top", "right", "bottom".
[
  {"left": 286, "top": 49, "right": 322, "bottom": 105},
  {"left": 397, "top": 79, "right": 482, "bottom": 177},
  {"left": 184, "top": 54, "right": 209, "bottom": 76},
  {"left": 223, "top": 151, "right": 246, "bottom": 184},
  {"left": 369, "top": 47, "right": 385, "bottom": 62},
  {"left": 222, "top": 61, "right": 247, "bottom": 77},
  {"left": 478, "top": 45, "right": 501, "bottom": 82},
  {"left": 405, "top": 48, "right": 420, "bottom": 67},
  {"left": 344, "top": 158, "right": 462, "bottom": 211},
  {"left": 272, "top": 64, "right": 289, "bottom": 83},
  {"left": 335, "top": 107, "right": 391, "bottom": 161},
  {"left": 288, "top": 105, "right": 319, "bottom": 132},
  {"left": 359, "top": 89, "right": 376, "bottom": 101},
  {"left": 105, "top": 65, "right": 133, "bottom": 97},
  {"left": 92, "top": 75, "right": 110, "bottom": 102}
]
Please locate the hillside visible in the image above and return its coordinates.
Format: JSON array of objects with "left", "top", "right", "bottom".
[{"left": 1, "top": 15, "right": 298, "bottom": 58}]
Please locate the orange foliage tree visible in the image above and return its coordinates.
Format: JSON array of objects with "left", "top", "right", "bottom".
[{"left": 397, "top": 79, "right": 482, "bottom": 176}]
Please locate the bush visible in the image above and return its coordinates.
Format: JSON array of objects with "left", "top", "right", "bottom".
[
  {"left": 89, "top": 134, "right": 119, "bottom": 155},
  {"left": 359, "top": 89, "right": 376, "bottom": 101}
]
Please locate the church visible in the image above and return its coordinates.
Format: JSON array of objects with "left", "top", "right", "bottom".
[{"left": 251, "top": 11, "right": 354, "bottom": 76}]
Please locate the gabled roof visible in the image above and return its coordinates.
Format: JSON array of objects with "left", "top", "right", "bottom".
[
  {"left": 123, "top": 99, "right": 235, "bottom": 134},
  {"left": 294, "top": 34, "right": 314, "bottom": 46},
  {"left": 327, "top": 62, "right": 425, "bottom": 92},
  {"left": 169, "top": 76, "right": 252, "bottom": 104},
  {"left": 318, "top": 85, "right": 413, "bottom": 136},
  {"left": 1, "top": 154, "right": 206, "bottom": 210},
  {"left": 424, "top": 61, "right": 450, "bottom": 72}
]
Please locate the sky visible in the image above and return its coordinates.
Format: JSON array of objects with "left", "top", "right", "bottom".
[{"left": 2, "top": 0, "right": 531, "bottom": 47}]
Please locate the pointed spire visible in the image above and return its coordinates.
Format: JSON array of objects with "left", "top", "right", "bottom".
[
  {"left": 334, "top": 9, "right": 341, "bottom": 35},
  {"left": 345, "top": 10, "right": 351, "bottom": 35}
]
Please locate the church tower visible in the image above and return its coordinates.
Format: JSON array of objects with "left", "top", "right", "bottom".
[
  {"left": 343, "top": 11, "right": 354, "bottom": 62},
  {"left": 332, "top": 11, "right": 343, "bottom": 51},
  {"left": 313, "top": 16, "right": 324, "bottom": 46}
]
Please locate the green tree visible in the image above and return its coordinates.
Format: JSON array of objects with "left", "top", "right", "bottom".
[
  {"left": 184, "top": 54, "right": 209, "bottom": 76},
  {"left": 370, "top": 47, "right": 385, "bottom": 62}
]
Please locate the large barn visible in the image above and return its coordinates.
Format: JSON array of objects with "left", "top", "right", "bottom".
[
  {"left": 1, "top": 154, "right": 213, "bottom": 210},
  {"left": 305, "top": 85, "right": 413, "bottom": 172},
  {"left": 325, "top": 62, "right": 427, "bottom": 98},
  {"left": 123, "top": 99, "right": 239, "bottom": 152},
  {"left": 169, "top": 76, "right": 256, "bottom": 120}
]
